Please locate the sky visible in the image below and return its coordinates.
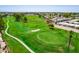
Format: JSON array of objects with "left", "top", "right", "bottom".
[{"left": 0, "top": 5, "right": 79, "bottom": 12}]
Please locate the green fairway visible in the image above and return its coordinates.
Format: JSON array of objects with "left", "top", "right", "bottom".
[
  {"left": 71, "top": 32, "right": 79, "bottom": 52},
  {"left": 3, "top": 15, "right": 79, "bottom": 53},
  {"left": 37, "top": 31, "right": 68, "bottom": 44},
  {"left": 2, "top": 16, "right": 30, "bottom": 53},
  {"left": 2, "top": 34, "right": 30, "bottom": 53}
]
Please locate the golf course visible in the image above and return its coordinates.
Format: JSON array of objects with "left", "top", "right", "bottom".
[{"left": 2, "top": 14, "right": 79, "bottom": 53}]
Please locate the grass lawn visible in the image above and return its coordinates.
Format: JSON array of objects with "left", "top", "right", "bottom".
[
  {"left": 38, "top": 30, "right": 68, "bottom": 44},
  {"left": 3, "top": 15, "right": 79, "bottom": 53},
  {"left": 2, "top": 33, "right": 30, "bottom": 53},
  {"left": 71, "top": 32, "right": 79, "bottom": 52},
  {"left": 2, "top": 17, "right": 30, "bottom": 53}
]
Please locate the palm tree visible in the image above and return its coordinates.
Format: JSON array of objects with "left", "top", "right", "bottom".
[{"left": 67, "top": 30, "right": 73, "bottom": 52}]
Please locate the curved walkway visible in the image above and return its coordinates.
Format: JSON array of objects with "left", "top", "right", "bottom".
[{"left": 5, "top": 19, "right": 35, "bottom": 53}]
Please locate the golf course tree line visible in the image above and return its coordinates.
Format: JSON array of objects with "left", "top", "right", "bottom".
[
  {"left": 13, "top": 13, "right": 28, "bottom": 23},
  {"left": 0, "top": 12, "right": 9, "bottom": 32},
  {"left": 0, "top": 14, "right": 6, "bottom": 33},
  {"left": 37, "top": 12, "right": 79, "bottom": 19}
]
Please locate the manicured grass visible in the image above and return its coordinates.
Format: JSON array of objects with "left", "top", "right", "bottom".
[
  {"left": 2, "top": 34, "right": 30, "bottom": 53},
  {"left": 2, "top": 16, "right": 30, "bottom": 53},
  {"left": 6, "top": 15, "right": 68, "bottom": 52},
  {"left": 38, "top": 31, "right": 68, "bottom": 44},
  {"left": 3, "top": 15, "right": 79, "bottom": 52},
  {"left": 71, "top": 32, "right": 79, "bottom": 52}
]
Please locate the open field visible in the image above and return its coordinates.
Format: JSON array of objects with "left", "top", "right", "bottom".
[{"left": 2, "top": 14, "right": 79, "bottom": 53}]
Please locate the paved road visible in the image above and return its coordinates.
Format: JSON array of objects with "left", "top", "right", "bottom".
[
  {"left": 5, "top": 19, "right": 35, "bottom": 53},
  {"left": 54, "top": 24, "right": 79, "bottom": 33}
]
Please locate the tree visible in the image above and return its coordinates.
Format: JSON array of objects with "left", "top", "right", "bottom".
[
  {"left": 0, "top": 15, "right": 4, "bottom": 33},
  {"left": 49, "top": 13, "right": 52, "bottom": 19},
  {"left": 23, "top": 16, "right": 28, "bottom": 23},
  {"left": 62, "top": 13, "right": 72, "bottom": 18},
  {"left": 49, "top": 24, "right": 54, "bottom": 30},
  {"left": 67, "top": 31, "right": 73, "bottom": 52},
  {"left": 13, "top": 13, "right": 23, "bottom": 22},
  {"left": 38, "top": 14, "right": 42, "bottom": 18}
]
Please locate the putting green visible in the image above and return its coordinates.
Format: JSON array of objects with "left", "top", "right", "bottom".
[{"left": 37, "top": 31, "right": 68, "bottom": 45}]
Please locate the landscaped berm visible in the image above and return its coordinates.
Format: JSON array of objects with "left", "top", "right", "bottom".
[{"left": 1, "top": 12, "right": 79, "bottom": 53}]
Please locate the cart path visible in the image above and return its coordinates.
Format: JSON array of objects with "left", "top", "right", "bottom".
[{"left": 5, "top": 19, "right": 35, "bottom": 53}]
